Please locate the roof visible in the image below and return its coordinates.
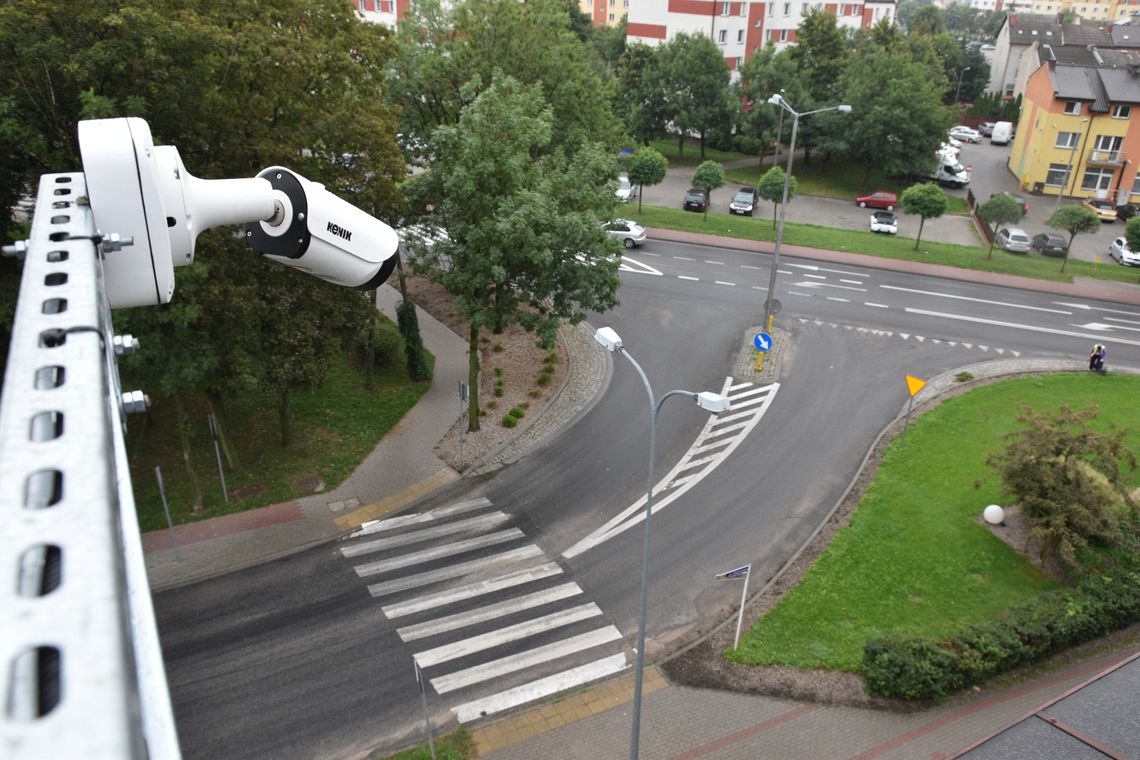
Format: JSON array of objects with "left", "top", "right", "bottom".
[
  {"left": 1110, "top": 23, "right": 1140, "bottom": 48},
  {"left": 956, "top": 651, "right": 1140, "bottom": 760},
  {"left": 1050, "top": 64, "right": 1110, "bottom": 110},
  {"left": 1060, "top": 24, "right": 1113, "bottom": 47},
  {"left": 1007, "top": 13, "right": 1063, "bottom": 46}
]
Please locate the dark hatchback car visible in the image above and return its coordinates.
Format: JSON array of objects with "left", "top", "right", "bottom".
[
  {"left": 682, "top": 187, "right": 710, "bottom": 212},
  {"left": 1031, "top": 232, "right": 1069, "bottom": 257},
  {"left": 991, "top": 192, "right": 1029, "bottom": 218},
  {"left": 1117, "top": 202, "right": 1140, "bottom": 221}
]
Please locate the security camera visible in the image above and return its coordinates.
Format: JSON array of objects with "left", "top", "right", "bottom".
[{"left": 77, "top": 117, "right": 399, "bottom": 308}]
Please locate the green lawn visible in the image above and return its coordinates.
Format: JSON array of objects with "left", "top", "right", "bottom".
[
  {"left": 729, "top": 374, "right": 1140, "bottom": 672},
  {"left": 645, "top": 137, "right": 752, "bottom": 168},
  {"left": 127, "top": 354, "right": 431, "bottom": 532},
  {"left": 626, "top": 205, "right": 1140, "bottom": 286}
]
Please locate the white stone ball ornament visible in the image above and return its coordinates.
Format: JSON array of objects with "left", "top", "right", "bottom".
[{"left": 983, "top": 504, "right": 1005, "bottom": 525}]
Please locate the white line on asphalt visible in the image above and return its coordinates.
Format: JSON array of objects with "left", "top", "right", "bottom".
[
  {"left": 1054, "top": 301, "right": 1140, "bottom": 317},
  {"left": 741, "top": 265, "right": 763, "bottom": 270},
  {"left": 1075, "top": 320, "right": 1140, "bottom": 334},
  {"left": 752, "top": 286, "right": 766, "bottom": 291},
  {"left": 905, "top": 308, "right": 1140, "bottom": 348},
  {"left": 803, "top": 273, "right": 826, "bottom": 279},
  {"left": 353, "top": 497, "right": 492, "bottom": 537},
  {"left": 715, "top": 281, "right": 735, "bottom": 286},
  {"left": 789, "top": 291, "right": 811, "bottom": 297},
  {"left": 840, "top": 279, "right": 863, "bottom": 285},
  {"left": 827, "top": 297, "right": 849, "bottom": 303},
  {"left": 367, "top": 546, "right": 544, "bottom": 598},
  {"left": 882, "top": 285, "right": 1072, "bottom": 314},
  {"left": 452, "top": 654, "right": 628, "bottom": 723},
  {"left": 342, "top": 512, "right": 511, "bottom": 558},
  {"left": 791, "top": 281, "right": 868, "bottom": 292},
  {"left": 678, "top": 275, "right": 699, "bottom": 281},
  {"left": 428, "top": 626, "right": 623, "bottom": 694},
  {"left": 786, "top": 263, "right": 864, "bottom": 276},
  {"left": 382, "top": 563, "right": 564, "bottom": 618},
  {"left": 703, "top": 260, "right": 724, "bottom": 265},
  {"left": 413, "top": 603, "right": 603, "bottom": 667},
  {"left": 396, "top": 583, "right": 584, "bottom": 642},
  {"left": 353, "top": 529, "right": 525, "bottom": 577},
  {"left": 618, "top": 257, "right": 664, "bottom": 276},
  {"left": 1105, "top": 315, "right": 1140, "bottom": 326},
  {"left": 865, "top": 302, "right": 889, "bottom": 308},
  {"left": 638, "top": 251, "right": 661, "bottom": 256},
  {"left": 674, "top": 256, "right": 695, "bottom": 261}
]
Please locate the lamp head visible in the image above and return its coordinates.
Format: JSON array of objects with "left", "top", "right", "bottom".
[
  {"left": 838, "top": 105, "right": 853, "bottom": 113},
  {"left": 594, "top": 326, "right": 623, "bottom": 352},
  {"left": 767, "top": 93, "right": 783, "bottom": 106},
  {"left": 696, "top": 391, "right": 731, "bottom": 414}
]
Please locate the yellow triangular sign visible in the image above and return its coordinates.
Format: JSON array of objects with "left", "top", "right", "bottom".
[{"left": 905, "top": 374, "right": 926, "bottom": 397}]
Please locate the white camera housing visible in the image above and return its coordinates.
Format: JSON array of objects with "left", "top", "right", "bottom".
[{"left": 76, "top": 117, "right": 400, "bottom": 308}]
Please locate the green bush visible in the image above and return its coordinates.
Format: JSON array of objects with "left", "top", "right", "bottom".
[
  {"left": 733, "top": 134, "right": 765, "bottom": 156},
  {"left": 501, "top": 414, "right": 518, "bottom": 428},
  {"left": 494, "top": 381, "right": 504, "bottom": 397},
  {"left": 396, "top": 301, "right": 431, "bottom": 381},
  {"left": 494, "top": 367, "right": 503, "bottom": 377},
  {"left": 537, "top": 371, "right": 553, "bottom": 387},
  {"left": 358, "top": 317, "right": 405, "bottom": 368},
  {"left": 508, "top": 407, "right": 525, "bottom": 419},
  {"left": 863, "top": 567, "right": 1140, "bottom": 700}
]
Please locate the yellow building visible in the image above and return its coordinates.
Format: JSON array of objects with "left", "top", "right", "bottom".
[{"left": 1009, "top": 48, "right": 1140, "bottom": 202}]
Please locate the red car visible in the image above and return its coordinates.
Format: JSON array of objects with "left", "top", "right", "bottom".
[{"left": 856, "top": 191, "right": 897, "bottom": 210}]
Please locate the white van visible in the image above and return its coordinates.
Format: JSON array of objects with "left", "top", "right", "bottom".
[{"left": 990, "top": 121, "right": 1013, "bottom": 145}]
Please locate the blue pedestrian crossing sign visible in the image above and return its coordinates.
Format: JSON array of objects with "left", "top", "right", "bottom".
[{"left": 753, "top": 332, "right": 772, "bottom": 352}]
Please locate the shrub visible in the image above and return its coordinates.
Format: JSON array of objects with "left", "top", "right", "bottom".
[
  {"left": 357, "top": 318, "right": 405, "bottom": 368},
  {"left": 494, "top": 367, "right": 503, "bottom": 377},
  {"left": 508, "top": 406, "right": 526, "bottom": 419},
  {"left": 501, "top": 414, "right": 518, "bottom": 428},
  {"left": 954, "top": 372, "right": 974, "bottom": 383},
  {"left": 486, "top": 400, "right": 498, "bottom": 410},
  {"left": 537, "top": 371, "right": 553, "bottom": 387},
  {"left": 733, "top": 135, "right": 765, "bottom": 156},
  {"left": 493, "top": 342, "right": 504, "bottom": 353},
  {"left": 396, "top": 301, "right": 431, "bottom": 381},
  {"left": 528, "top": 389, "right": 542, "bottom": 398},
  {"left": 494, "top": 381, "right": 504, "bottom": 397}
]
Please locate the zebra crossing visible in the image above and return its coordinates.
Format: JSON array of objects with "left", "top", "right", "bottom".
[
  {"left": 339, "top": 497, "right": 629, "bottom": 723},
  {"left": 795, "top": 318, "right": 1022, "bottom": 356}
]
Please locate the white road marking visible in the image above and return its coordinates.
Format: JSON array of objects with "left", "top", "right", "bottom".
[
  {"left": 367, "top": 545, "right": 544, "bottom": 598},
  {"left": 865, "top": 302, "right": 889, "bottom": 308},
  {"left": 827, "top": 297, "right": 849, "bottom": 303},
  {"left": 342, "top": 512, "right": 511, "bottom": 558},
  {"left": 840, "top": 279, "right": 863, "bottom": 285},
  {"left": 789, "top": 291, "right": 812, "bottom": 297},
  {"left": 1054, "top": 301, "right": 1140, "bottom": 318},
  {"left": 803, "top": 273, "right": 826, "bottom": 279},
  {"left": 790, "top": 281, "right": 864, "bottom": 292},
  {"left": 413, "top": 603, "right": 603, "bottom": 667},
  {"left": 703, "top": 260, "right": 724, "bottom": 265},
  {"left": 396, "top": 583, "right": 584, "bottom": 642},
  {"left": 382, "top": 563, "right": 564, "bottom": 618},
  {"left": 786, "top": 263, "right": 864, "bottom": 276},
  {"left": 674, "top": 256, "right": 695, "bottom": 261},
  {"left": 752, "top": 286, "right": 766, "bottom": 291},
  {"left": 352, "top": 497, "right": 492, "bottom": 537},
  {"left": 741, "top": 264, "right": 763, "bottom": 270},
  {"left": 564, "top": 380, "right": 778, "bottom": 559},
  {"left": 353, "top": 529, "right": 524, "bottom": 577},
  {"left": 678, "top": 275, "right": 699, "bottom": 281},
  {"left": 619, "top": 257, "right": 664, "bottom": 276},
  {"left": 452, "top": 654, "right": 628, "bottom": 723},
  {"left": 906, "top": 308, "right": 1140, "bottom": 348},
  {"left": 1075, "top": 321, "right": 1140, "bottom": 334},
  {"left": 715, "top": 281, "right": 735, "bottom": 286},
  {"left": 428, "top": 627, "right": 623, "bottom": 694},
  {"left": 882, "top": 284, "right": 1071, "bottom": 314}
]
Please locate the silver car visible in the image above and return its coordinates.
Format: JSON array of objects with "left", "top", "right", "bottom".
[
  {"left": 995, "top": 227, "right": 1031, "bottom": 253},
  {"left": 605, "top": 219, "right": 646, "bottom": 248}
]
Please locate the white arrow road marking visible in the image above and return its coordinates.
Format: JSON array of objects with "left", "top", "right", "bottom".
[
  {"left": 882, "top": 285, "right": 1072, "bottom": 314},
  {"left": 792, "top": 281, "right": 868, "bottom": 292},
  {"left": 452, "top": 654, "right": 628, "bottom": 723},
  {"left": 563, "top": 380, "right": 778, "bottom": 559},
  {"left": 907, "top": 308, "right": 1140, "bottom": 348},
  {"left": 1055, "top": 302, "right": 1140, "bottom": 318},
  {"left": 1075, "top": 321, "right": 1140, "bottom": 334},
  {"left": 786, "top": 263, "right": 864, "bottom": 276},
  {"left": 618, "top": 256, "right": 663, "bottom": 276}
]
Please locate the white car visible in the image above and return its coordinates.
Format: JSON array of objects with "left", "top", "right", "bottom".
[
  {"left": 869, "top": 211, "right": 898, "bottom": 234},
  {"left": 615, "top": 175, "right": 637, "bottom": 203},
  {"left": 605, "top": 218, "right": 646, "bottom": 248},
  {"left": 995, "top": 227, "right": 1031, "bottom": 253},
  {"left": 948, "top": 126, "right": 981, "bottom": 143},
  {"left": 1110, "top": 237, "right": 1140, "bottom": 266},
  {"left": 938, "top": 142, "right": 961, "bottom": 158},
  {"left": 944, "top": 135, "right": 963, "bottom": 148}
]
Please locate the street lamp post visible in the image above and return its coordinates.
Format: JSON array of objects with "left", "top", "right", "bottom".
[
  {"left": 593, "top": 326, "right": 731, "bottom": 760},
  {"left": 1058, "top": 118, "right": 1090, "bottom": 207},
  {"left": 763, "top": 95, "right": 852, "bottom": 330},
  {"left": 954, "top": 66, "right": 972, "bottom": 103}
]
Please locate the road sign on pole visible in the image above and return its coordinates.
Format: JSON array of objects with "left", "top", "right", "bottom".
[
  {"left": 716, "top": 563, "right": 752, "bottom": 649},
  {"left": 753, "top": 333, "right": 773, "bottom": 352},
  {"left": 902, "top": 374, "right": 927, "bottom": 439}
]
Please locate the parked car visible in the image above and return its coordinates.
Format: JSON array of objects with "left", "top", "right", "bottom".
[
  {"left": 728, "top": 186, "right": 759, "bottom": 216},
  {"left": 995, "top": 227, "right": 1031, "bottom": 253},
  {"left": 948, "top": 126, "right": 981, "bottom": 143},
  {"left": 978, "top": 121, "right": 996, "bottom": 137},
  {"left": 604, "top": 219, "right": 646, "bottom": 248},
  {"left": 944, "top": 135, "right": 963, "bottom": 149},
  {"left": 1110, "top": 237, "right": 1140, "bottom": 266},
  {"left": 1082, "top": 198, "right": 1117, "bottom": 222},
  {"left": 615, "top": 175, "right": 637, "bottom": 203},
  {"left": 869, "top": 211, "right": 898, "bottom": 234},
  {"left": 683, "top": 187, "right": 709, "bottom": 212},
  {"left": 1031, "top": 232, "right": 1069, "bottom": 257},
  {"left": 990, "top": 121, "right": 1013, "bottom": 145},
  {"left": 856, "top": 190, "right": 897, "bottom": 210},
  {"left": 990, "top": 192, "right": 1028, "bottom": 218},
  {"left": 1117, "top": 202, "right": 1140, "bottom": 221}
]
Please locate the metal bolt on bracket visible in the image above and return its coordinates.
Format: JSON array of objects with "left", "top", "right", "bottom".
[
  {"left": 2, "top": 240, "right": 30, "bottom": 258},
  {"left": 99, "top": 233, "right": 135, "bottom": 254},
  {"left": 121, "top": 390, "right": 150, "bottom": 414},
  {"left": 112, "top": 334, "right": 140, "bottom": 357}
]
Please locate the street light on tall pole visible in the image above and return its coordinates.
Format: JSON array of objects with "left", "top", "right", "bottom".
[
  {"left": 593, "top": 326, "right": 731, "bottom": 760},
  {"left": 763, "top": 95, "right": 852, "bottom": 330},
  {"left": 954, "top": 66, "right": 973, "bottom": 103}
]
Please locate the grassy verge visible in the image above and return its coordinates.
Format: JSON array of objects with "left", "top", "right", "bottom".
[
  {"left": 371, "top": 729, "right": 473, "bottom": 759},
  {"left": 127, "top": 353, "right": 432, "bottom": 532},
  {"left": 729, "top": 374, "right": 1140, "bottom": 672},
  {"left": 645, "top": 137, "right": 752, "bottom": 168},
  {"left": 627, "top": 205, "right": 1140, "bottom": 286}
]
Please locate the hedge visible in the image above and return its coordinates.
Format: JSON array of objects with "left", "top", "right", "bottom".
[{"left": 863, "top": 568, "right": 1140, "bottom": 700}]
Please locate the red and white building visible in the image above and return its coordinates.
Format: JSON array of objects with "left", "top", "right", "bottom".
[
  {"left": 352, "top": 0, "right": 412, "bottom": 26},
  {"left": 627, "top": 0, "right": 896, "bottom": 74}
]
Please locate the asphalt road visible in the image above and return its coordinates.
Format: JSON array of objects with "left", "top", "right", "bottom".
[{"left": 155, "top": 240, "right": 1140, "bottom": 759}]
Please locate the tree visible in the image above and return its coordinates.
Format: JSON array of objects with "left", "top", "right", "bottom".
[
  {"left": 1124, "top": 216, "right": 1140, "bottom": 256},
  {"left": 739, "top": 45, "right": 813, "bottom": 168},
  {"left": 627, "top": 147, "right": 668, "bottom": 213},
  {"left": 978, "top": 194, "right": 1025, "bottom": 259},
  {"left": 1047, "top": 206, "right": 1101, "bottom": 272},
  {"left": 789, "top": 8, "right": 850, "bottom": 103},
  {"left": 655, "top": 33, "right": 734, "bottom": 159},
  {"left": 409, "top": 74, "right": 620, "bottom": 432},
  {"left": 908, "top": 5, "right": 945, "bottom": 36},
  {"left": 616, "top": 43, "right": 668, "bottom": 146},
  {"left": 987, "top": 404, "right": 1136, "bottom": 570},
  {"left": 900, "top": 183, "right": 949, "bottom": 250},
  {"left": 757, "top": 165, "right": 797, "bottom": 230},
  {"left": 692, "top": 160, "right": 726, "bottom": 221}
]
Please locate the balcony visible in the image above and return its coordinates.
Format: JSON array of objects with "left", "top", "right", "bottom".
[{"left": 1087, "top": 149, "right": 1126, "bottom": 166}]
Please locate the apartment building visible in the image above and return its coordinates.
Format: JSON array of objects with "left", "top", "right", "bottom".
[
  {"left": 352, "top": 0, "right": 412, "bottom": 26},
  {"left": 583, "top": 0, "right": 632, "bottom": 25}
]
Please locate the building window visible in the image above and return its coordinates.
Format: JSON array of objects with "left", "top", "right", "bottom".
[
  {"left": 741, "top": 2, "right": 748, "bottom": 15},
  {"left": 722, "top": 1, "right": 730, "bottom": 14},
  {"left": 608, "top": 12, "right": 615, "bottom": 20},
  {"left": 1056, "top": 131, "right": 1080, "bottom": 148},
  {"left": 780, "top": 29, "right": 788, "bottom": 41},
  {"left": 379, "top": 0, "right": 393, "bottom": 10},
  {"left": 768, "top": 2, "right": 774, "bottom": 14},
  {"left": 1112, "top": 104, "right": 1132, "bottom": 119},
  {"left": 1045, "top": 163, "right": 1071, "bottom": 186},
  {"left": 1081, "top": 167, "right": 1114, "bottom": 191},
  {"left": 719, "top": 29, "right": 727, "bottom": 43},
  {"left": 738, "top": 29, "right": 745, "bottom": 42},
  {"left": 802, "top": 1, "right": 809, "bottom": 11},
  {"left": 735, "top": 56, "right": 743, "bottom": 70},
  {"left": 1064, "top": 101, "right": 1081, "bottom": 115},
  {"left": 609, "top": 0, "right": 615, "bottom": 5},
  {"left": 784, "top": 2, "right": 791, "bottom": 13}
]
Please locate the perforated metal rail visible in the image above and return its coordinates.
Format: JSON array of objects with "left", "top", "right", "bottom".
[{"left": 0, "top": 174, "right": 180, "bottom": 758}]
